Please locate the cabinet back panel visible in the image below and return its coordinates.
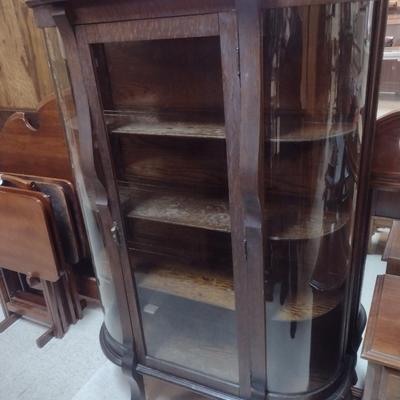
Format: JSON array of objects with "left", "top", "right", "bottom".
[
  {"left": 126, "top": 219, "right": 232, "bottom": 266},
  {"left": 115, "top": 135, "right": 228, "bottom": 194},
  {"left": 102, "top": 37, "right": 224, "bottom": 113}
]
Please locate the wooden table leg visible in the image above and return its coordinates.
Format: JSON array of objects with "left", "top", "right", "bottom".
[
  {"left": 53, "top": 279, "right": 69, "bottom": 332},
  {"left": 41, "top": 280, "right": 64, "bottom": 338},
  {"left": 61, "top": 273, "right": 78, "bottom": 324},
  {"left": 0, "top": 270, "right": 11, "bottom": 318},
  {"left": 65, "top": 266, "right": 83, "bottom": 320},
  {"left": 0, "top": 313, "right": 21, "bottom": 333},
  {"left": 36, "top": 326, "right": 55, "bottom": 348}
]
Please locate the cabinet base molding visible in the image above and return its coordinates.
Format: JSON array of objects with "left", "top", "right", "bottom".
[
  {"left": 100, "top": 324, "right": 359, "bottom": 400},
  {"left": 99, "top": 323, "right": 125, "bottom": 368}
]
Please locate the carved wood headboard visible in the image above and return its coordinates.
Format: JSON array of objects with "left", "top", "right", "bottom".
[{"left": 0, "top": 96, "right": 73, "bottom": 182}]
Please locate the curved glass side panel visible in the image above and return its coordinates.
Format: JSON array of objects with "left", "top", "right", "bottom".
[
  {"left": 262, "top": 2, "right": 372, "bottom": 393},
  {"left": 44, "top": 28, "right": 123, "bottom": 343}
]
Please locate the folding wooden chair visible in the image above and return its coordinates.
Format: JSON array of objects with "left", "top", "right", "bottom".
[
  {"left": 0, "top": 179, "right": 83, "bottom": 346},
  {"left": 1, "top": 173, "right": 88, "bottom": 317}
]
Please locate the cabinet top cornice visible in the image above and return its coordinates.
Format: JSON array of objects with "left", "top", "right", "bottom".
[
  {"left": 26, "top": 0, "right": 65, "bottom": 6},
  {"left": 26, "top": 0, "right": 381, "bottom": 10}
]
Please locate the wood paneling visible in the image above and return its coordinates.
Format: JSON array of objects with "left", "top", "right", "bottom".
[{"left": 0, "top": 0, "right": 53, "bottom": 109}]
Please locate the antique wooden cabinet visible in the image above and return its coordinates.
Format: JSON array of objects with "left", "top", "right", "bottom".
[{"left": 28, "top": 0, "right": 387, "bottom": 399}]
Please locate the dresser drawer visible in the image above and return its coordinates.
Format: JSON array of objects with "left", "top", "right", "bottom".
[{"left": 363, "top": 365, "right": 400, "bottom": 400}]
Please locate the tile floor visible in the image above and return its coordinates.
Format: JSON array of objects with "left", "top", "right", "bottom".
[
  {"left": 0, "top": 303, "right": 130, "bottom": 400},
  {"left": 0, "top": 254, "right": 388, "bottom": 400}
]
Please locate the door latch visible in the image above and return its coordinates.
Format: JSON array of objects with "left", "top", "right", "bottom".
[
  {"left": 110, "top": 221, "right": 121, "bottom": 246},
  {"left": 244, "top": 239, "right": 248, "bottom": 261}
]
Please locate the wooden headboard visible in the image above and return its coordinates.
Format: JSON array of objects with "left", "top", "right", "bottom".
[
  {"left": 0, "top": 97, "right": 73, "bottom": 182},
  {"left": 370, "top": 110, "right": 400, "bottom": 220}
]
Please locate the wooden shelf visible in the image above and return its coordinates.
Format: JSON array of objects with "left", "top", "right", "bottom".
[
  {"left": 266, "top": 200, "right": 350, "bottom": 241},
  {"left": 270, "top": 289, "right": 343, "bottom": 321},
  {"left": 107, "top": 114, "right": 225, "bottom": 139},
  {"left": 120, "top": 187, "right": 230, "bottom": 232},
  {"left": 132, "top": 253, "right": 343, "bottom": 320},
  {"left": 107, "top": 115, "right": 354, "bottom": 142},
  {"left": 269, "top": 121, "right": 356, "bottom": 143},
  {"left": 120, "top": 187, "right": 349, "bottom": 240},
  {"left": 134, "top": 257, "right": 235, "bottom": 310}
]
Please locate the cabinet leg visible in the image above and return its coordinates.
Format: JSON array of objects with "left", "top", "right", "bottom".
[
  {"left": 130, "top": 375, "right": 145, "bottom": 400},
  {"left": 362, "top": 364, "right": 382, "bottom": 400}
]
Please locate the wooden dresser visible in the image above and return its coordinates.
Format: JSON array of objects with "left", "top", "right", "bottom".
[{"left": 362, "top": 274, "right": 400, "bottom": 400}]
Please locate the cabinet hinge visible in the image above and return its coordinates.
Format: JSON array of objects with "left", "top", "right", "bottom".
[
  {"left": 236, "top": 46, "right": 241, "bottom": 78},
  {"left": 93, "top": 55, "right": 99, "bottom": 69},
  {"left": 110, "top": 221, "right": 121, "bottom": 246},
  {"left": 244, "top": 239, "right": 248, "bottom": 261}
]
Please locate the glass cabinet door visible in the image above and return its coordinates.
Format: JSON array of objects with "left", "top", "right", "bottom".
[
  {"left": 262, "top": 1, "right": 372, "bottom": 394},
  {"left": 77, "top": 15, "right": 241, "bottom": 389}
]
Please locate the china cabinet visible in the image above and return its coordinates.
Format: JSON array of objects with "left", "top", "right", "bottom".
[{"left": 27, "top": 0, "right": 387, "bottom": 398}]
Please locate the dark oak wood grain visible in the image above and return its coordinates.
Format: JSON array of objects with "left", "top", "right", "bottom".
[
  {"left": 236, "top": 1, "right": 266, "bottom": 397},
  {"left": 115, "top": 135, "right": 228, "bottom": 194},
  {"left": 101, "top": 38, "right": 224, "bottom": 114},
  {"left": 26, "top": 0, "right": 388, "bottom": 398},
  {"left": 83, "top": 14, "right": 219, "bottom": 44},
  {"left": 29, "top": 0, "right": 233, "bottom": 26}
]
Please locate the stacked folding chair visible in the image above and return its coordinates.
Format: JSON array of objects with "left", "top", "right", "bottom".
[{"left": 0, "top": 173, "right": 85, "bottom": 347}]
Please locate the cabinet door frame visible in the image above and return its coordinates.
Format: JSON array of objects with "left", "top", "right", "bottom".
[
  {"left": 75, "top": 11, "right": 251, "bottom": 398},
  {"left": 236, "top": 0, "right": 389, "bottom": 398},
  {"left": 236, "top": 1, "right": 267, "bottom": 398}
]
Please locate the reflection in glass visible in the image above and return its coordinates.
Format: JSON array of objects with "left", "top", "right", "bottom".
[
  {"left": 44, "top": 28, "right": 123, "bottom": 343},
  {"left": 379, "top": 5, "right": 400, "bottom": 115},
  {"left": 263, "top": 2, "right": 372, "bottom": 393}
]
